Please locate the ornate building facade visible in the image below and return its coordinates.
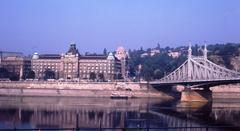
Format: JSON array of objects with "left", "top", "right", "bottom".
[{"left": 32, "top": 44, "right": 123, "bottom": 81}]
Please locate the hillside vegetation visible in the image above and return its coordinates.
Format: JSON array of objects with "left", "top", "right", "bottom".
[{"left": 128, "top": 43, "right": 240, "bottom": 81}]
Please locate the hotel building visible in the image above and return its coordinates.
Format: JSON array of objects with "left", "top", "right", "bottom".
[{"left": 31, "top": 44, "right": 128, "bottom": 81}]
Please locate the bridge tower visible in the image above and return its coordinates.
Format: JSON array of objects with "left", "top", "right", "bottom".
[
  {"left": 203, "top": 44, "right": 207, "bottom": 79},
  {"left": 203, "top": 44, "right": 207, "bottom": 60},
  {"left": 187, "top": 44, "right": 192, "bottom": 81}
]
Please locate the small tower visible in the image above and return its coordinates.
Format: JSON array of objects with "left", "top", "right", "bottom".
[
  {"left": 203, "top": 43, "right": 208, "bottom": 60},
  {"left": 187, "top": 43, "right": 192, "bottom": 81},
  {"left": 115, "top": 46, "right": 128, "bottom": 81},
  {"left": 203, "top": 43, "right": 208, "bottom": 79},
  {"left": 107, "top": 52, "right": 115, "bottom": 60},
  {"left": 188, "top": 43, "right": 192, "bottom": 59},
  {"left": 66, "top": 43, "right": 79, "bottom": 56}
]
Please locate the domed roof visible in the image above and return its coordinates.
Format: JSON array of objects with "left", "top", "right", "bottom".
[
  {"left": 115, "top": 46, "right": 127, "bottom": 60},
  {"left": 116, "top": 46, "right": 125, "bottom": 52},
  {"left": 32, "top": 52, "right": 39, "bottom": 59},
  {"left": 107, "top": 52, "right": 115, "bottom": 60}
]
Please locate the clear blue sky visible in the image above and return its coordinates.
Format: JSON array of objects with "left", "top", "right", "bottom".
[{"left": 0, "top": 0, "right": 240, "bottom": 55}]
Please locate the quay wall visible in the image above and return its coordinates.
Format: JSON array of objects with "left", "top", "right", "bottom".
[
  {"left": 210, "top": 84, "right": 240, "bottom": 99},
  {"left": 0, "top": 81, "right": 172, "bottom": 99},
  {"left": 0, "top": 82, "right": 145, "bottom": 90}
]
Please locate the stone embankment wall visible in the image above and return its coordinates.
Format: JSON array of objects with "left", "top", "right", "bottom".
[
  {"left": 210, "top": 84, "right": 240, "bottom": 99},
  {"left": 0, "top": 82, "right": 144, "bottom": 90},
  {"left": 0, "top": 81, "right": 172, "bottom": 99}
]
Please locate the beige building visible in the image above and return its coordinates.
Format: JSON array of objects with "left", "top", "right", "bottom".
[
  {"left": 0, "top": 52, "right": 31, "bottom": 80},
  {"left": 168, "top": 51, "right": 181, "bottom": 58},
  {"left": 79, "top": 53, "right": 121, "bottom": 80},
  {"left": 32, "top": 54, "right": 62, "bottom": 79},
  {"left": 32, "top": 44, "right": 122, "bottom": 81},
  {"left": 150, "top": 49, "right": 160, "bottom": 56}
]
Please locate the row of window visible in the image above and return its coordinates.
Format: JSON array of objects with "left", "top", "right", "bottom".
[
  {"left": 81, "top": 66, "right": 110, "bottom": 70},
  {"left": 33, "top": 66, "right": 116, "bottom": 72},
  {"left": 32, "top": 66, "right": 58, "bottom": 70},
  {"left": 64, "top": 66, "right": 76, "bottom": 69},
  {"left": 33, "top": 65, "right": 115, "bottom": 70},
  {"left": 64, "top": 70, "right": 76, "bottom": 73},
  {"left": 35, "top": 69, "right": 59, "bottom": 73},
  {"left": 80, "top": 63, "right": 111, "bottom": 67},
  {"left": 32, "top": 61, "right": 116, "bottom": 67},
  {"left": 80, "top": 70, "right": 112, "bottom": 73},
  {"left": 33, "top": 62, "right": 59, "bottom": 66},
  {"left": 79, "top": 60, "right": 107, "bottom": 63}
]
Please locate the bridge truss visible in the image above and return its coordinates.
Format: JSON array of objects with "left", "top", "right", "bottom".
[{"left": 152, "top": 45, "right": 240, "bottom": 84}]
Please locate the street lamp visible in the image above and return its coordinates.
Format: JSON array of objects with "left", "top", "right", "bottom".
[{"left": 138, "top": 64, "right": 142, "bottom": 82}]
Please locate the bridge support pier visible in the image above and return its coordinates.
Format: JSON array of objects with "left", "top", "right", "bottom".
[{"left": 180, "top": 87, "right": 212, "bottom": 102}]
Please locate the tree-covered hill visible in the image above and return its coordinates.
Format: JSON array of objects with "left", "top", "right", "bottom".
[{"left": 128, "top": 43, "right": 240, "bottom": 81}]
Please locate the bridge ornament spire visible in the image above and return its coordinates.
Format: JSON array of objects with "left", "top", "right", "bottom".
[
  {"left": 203, "top": 43, "right": 208, "bottom": 78},
  {"left": 188, "top": 43, "right": 192, "bottom": 59},
  {"left": 203, "top": 43, "right": 207, "bottom": 60},
  {"left": 187, "top": 43, "right": 192, "bottom": 80},
  {"left": 152, "top": 43, "right": 240, "bottom": 85}
]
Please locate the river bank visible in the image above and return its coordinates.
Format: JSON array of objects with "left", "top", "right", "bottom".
[
  {"left": 210, "top": 84, "right": 240, "bottom": 99},
  {"left": 0, "top": 81, "right": 172, "bottom": 99}
]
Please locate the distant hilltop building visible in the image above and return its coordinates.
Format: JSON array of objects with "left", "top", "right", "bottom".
[
  {"left": 140, "top": 48, "right": 160, "bottom": 58},
  {"left": 168, "top": 51, "right": 181, "bottom": 58},
  {"left": 31, "top": 44, "right": 128, "bottom": 81},
  {"left": 150, "top": 49, "right": 160, "bottom": 56},
  {"left": 140, "top": 53, "right": 148, "bottom": 58}
]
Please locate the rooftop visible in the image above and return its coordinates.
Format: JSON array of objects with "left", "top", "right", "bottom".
[
  {"left": 79, "top": 55, "right": 107, "bottom": 60},
  {"left": 67, "top": 44, "right": 79, "bottom": 55},
  {"left": 38, "top": 54, "right": 61, "bottom": 59}
]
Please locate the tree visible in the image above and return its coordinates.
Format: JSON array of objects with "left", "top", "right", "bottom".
[
  {"left": 98, "top": 73, "right": 104, "bottom": 81},
  {"left": 127, "top": 43, "right": 240, "bottom": 81},
  {"left": 153, "top": 69, "right": 162, "bottom": 79},
  {"left": 44, "top": 69, "right": 55, "bottom": 80},
  {"left": 114, "top": 73, "right": 123, "bottom": 80},
  {"left": 89, "top": 72, "right": 96, "bottom": 81},
  {"left": 25, "top": 70, "right": 35, "bottom": 79},
  {"left": 156, "top": 43, "right": 160, "bottom": 50},
  {"left": 103, "top": 48, "right": 107, "bottom": 55},
  {"left": 0, "top": 67, "right": 20, "bottom": 81},
  {"left": 9, "top": 73, "right": 19, "bottom": 81},
  {"left": 128, "top": 66, "right": 136, "bottom": 77},
  {"left": 141, "top": 64, "right": 153, "bottom": 81},
  {"left": 0, "top": 67, "right": 9, "bottom": 78}
]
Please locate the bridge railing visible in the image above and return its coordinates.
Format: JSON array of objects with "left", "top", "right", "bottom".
[{"left": 151, "top": 77, "right": 240, "bottom": 84}]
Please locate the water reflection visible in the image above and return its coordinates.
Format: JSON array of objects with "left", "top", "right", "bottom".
[{"left": 0, "top": 96, "right": 239, "bottom": 131}]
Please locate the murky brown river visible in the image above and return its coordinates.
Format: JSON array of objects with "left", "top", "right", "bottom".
[{"left": 0, "top": 96, "right": 239, "bottom": 131}]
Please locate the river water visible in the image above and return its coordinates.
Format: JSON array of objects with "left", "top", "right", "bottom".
[{"left": 0, "top": 96, "right": 239, "bottom": 131}]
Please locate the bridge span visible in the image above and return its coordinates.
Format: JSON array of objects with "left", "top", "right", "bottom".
[
  {"left": 150, "top": 44, "right": 240, "bottom": 101},
  {"left": 150, "top": 44, "right": 240, "bottom": 86}
]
